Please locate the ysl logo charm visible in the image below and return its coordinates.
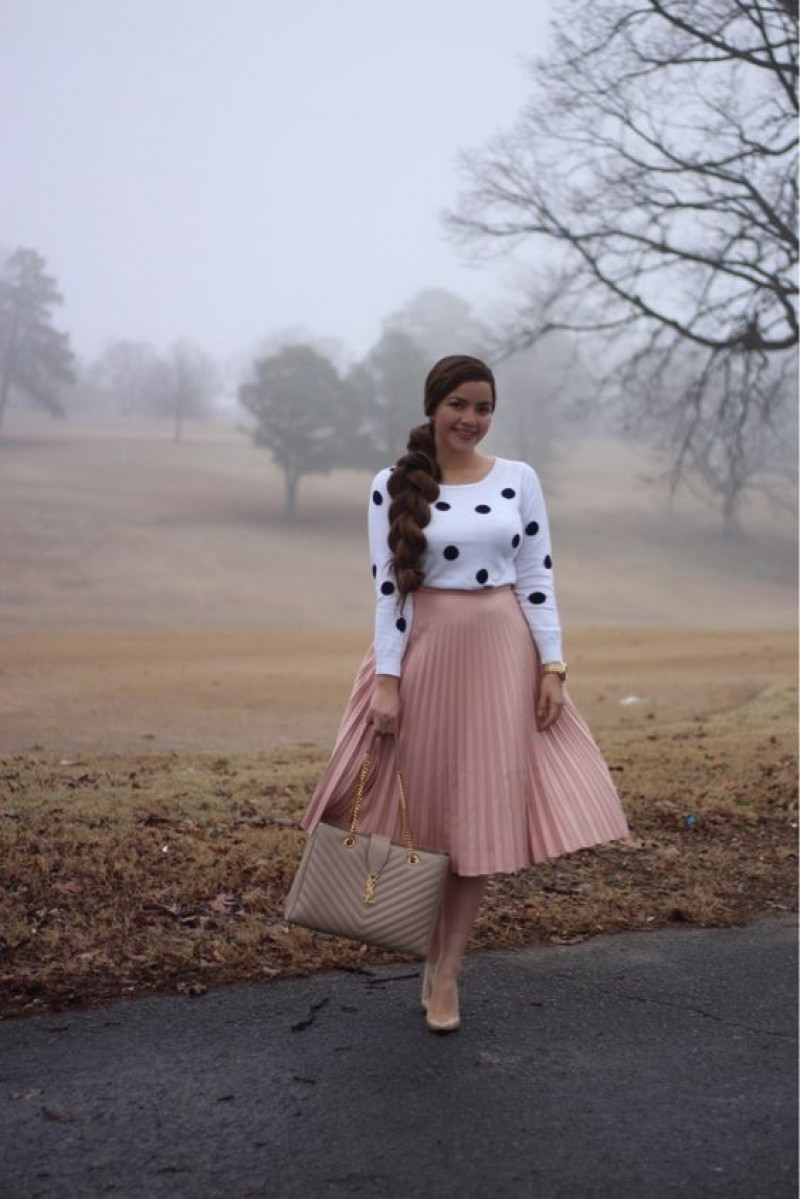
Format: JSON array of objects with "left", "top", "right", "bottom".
[{"left": 363, "top": 873, "right": 379, "bottom": 904}]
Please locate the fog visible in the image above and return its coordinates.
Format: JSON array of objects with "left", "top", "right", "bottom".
[
  {"left": 0, "top": 1, "right": 796, "bottom": 756},
  {"left": 0, "top": 0, "right": 551, "bottom": 363}
]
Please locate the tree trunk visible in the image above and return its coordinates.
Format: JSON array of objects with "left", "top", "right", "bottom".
[
  {"left": 284, "top": 469, "right": 299, "bottom": 517},
  {"left": 174, "top": 397, "right": 184, "bottom": 443},
  {"left": 721, "top": 489, "right": 743, "bottom": 539}
]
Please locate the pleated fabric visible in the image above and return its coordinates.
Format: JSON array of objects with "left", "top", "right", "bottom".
[{"left": 300, "top": 586, "right": 630, "bottom": 876}]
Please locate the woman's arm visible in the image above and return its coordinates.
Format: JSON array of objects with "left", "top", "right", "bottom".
[
  {"left": 512, "top": 464, "right": 563, "bottom": 665},
  {"left": 367, "top": 471, "right": 412, "bottom": 734},
  {"left": 512, "top": 464, "right": 566, "bottom": 729},
  {"left": 367, "top": 469, "right": 414, "bottom": 675}
]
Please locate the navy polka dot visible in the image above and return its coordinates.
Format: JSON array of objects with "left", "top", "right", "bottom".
[
  {"left": 544, "top": 554, "right": 552, "bottom": 568},
  {"left": 512, "top": 534, "right": 521, "bottom": 549},
  {"left": 396, "top": 617, "right": 407, "bottom": 633},
  {"left": 475, "top": 504, "right": 491, "bottom": 514},
  {"left": 501, "top": 488, "right": 516, "bottom": 499},
  {"left": 381, "top": 581, "right": 395, "bottom": 596},
  {"left": 476, "top": 569, "right": 489, "bottom": 585},
  {"left": 372, "top": 490, "right": 383, "bottom": 506},
  {"left": 528, "top": 591, "right": 547, "bottom": 605},
  {"left": 372, "top": 564, "right": 377, "bottom": 578},
  {"left": 443, "top": 545, "right": 460, "bottom": 561},
  {"left": 435, "top": 501, "right": 451, "bottom": 511},
  {"left": 525, "top": 521, "right": 539, "bottom": 536}
]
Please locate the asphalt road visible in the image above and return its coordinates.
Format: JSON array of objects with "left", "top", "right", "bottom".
[{"left": 1, "top": 913, "right": 796, "bottom": 1199}]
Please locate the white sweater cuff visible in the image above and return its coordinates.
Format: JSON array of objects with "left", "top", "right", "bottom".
[
  {"left": 374, "top": 655, "right": 403, "bottom": 678},
  {"left": 534, "top": 632, "right": 563, "bottom": 664}
]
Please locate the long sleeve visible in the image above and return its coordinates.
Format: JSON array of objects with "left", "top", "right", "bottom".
[
  {"left": 513, "top": 464, "right": 563, "bottom": 663},
  {"left": 367, "top": 470, "right": 413, "bottom": 677}
]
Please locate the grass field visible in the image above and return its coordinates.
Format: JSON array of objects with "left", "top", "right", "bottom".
[{"left": 0, "top": 415, "right": 796, "bottom": 1018}]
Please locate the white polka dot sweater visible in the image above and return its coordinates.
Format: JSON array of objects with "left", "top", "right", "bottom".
[{"left": 368, "top": 456, "right": 563, "bottom": 677}]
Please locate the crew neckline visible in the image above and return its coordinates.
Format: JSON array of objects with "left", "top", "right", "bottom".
[{"left": 438, "top": 457, "right": 499, "bottom": 488}]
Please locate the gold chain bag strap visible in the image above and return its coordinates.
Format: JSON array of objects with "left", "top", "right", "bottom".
[{"left": 284, "top": 736, "right": 450, "bottom": 958}]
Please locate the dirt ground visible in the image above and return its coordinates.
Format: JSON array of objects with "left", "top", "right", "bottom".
[
  {"left": 0, "top": 625, "right": 796, "bottom": 755},
  {"left": 0, "top": 413, "right": 796, "bottom": 755}
]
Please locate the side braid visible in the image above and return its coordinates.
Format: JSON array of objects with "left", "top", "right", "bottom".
[{"left": 386, "top": 421, "right": 441, "bottom": 596}]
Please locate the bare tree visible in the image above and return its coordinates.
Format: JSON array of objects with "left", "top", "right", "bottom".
[
  {"left": 446, "top": 0, "right": 798, "bottom": 529},
  {"left": 88, "top": 340, "right": 163, "bottom": 417},
  {"left": 625, "top": 341, "right": 797, "bottom": 534},
  {"left": 156, "top": 342, "right": 219, "bottom": 441}
]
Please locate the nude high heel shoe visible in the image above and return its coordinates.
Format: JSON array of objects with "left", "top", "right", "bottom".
[{"left": 425, "top": 977, "right": 460, "bottom": 1033}]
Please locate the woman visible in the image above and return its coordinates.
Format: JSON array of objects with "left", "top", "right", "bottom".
[{"left": 300, "top": 354, "right": 630, "bottom": 1033}]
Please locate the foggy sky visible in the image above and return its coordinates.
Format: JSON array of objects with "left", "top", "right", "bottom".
[{"left": 0, "top": 0, "right": 553, "bottom": 367}]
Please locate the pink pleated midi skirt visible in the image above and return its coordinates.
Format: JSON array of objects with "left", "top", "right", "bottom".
[{"left": 300, "top": 586, "right": 630, "bottom": 876}]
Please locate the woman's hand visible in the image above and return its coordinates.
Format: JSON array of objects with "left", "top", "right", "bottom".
[
  {"left": 536, "top": 673, "right": 565, "bottom": 731},
  {"left": 367, "top": 674, "right": 400, "bottom": 736}
]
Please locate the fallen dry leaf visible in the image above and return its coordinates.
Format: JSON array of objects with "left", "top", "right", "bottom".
[{"left": 42, "top": 1106, "right": 77, "bottom": 1123}]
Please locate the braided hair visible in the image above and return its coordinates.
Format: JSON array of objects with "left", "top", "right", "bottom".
[{"left": 386, "top": 354, "right": 496, "bottom": 596}]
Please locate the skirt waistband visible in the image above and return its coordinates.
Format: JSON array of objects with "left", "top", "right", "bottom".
[{"left": 417, "top": 584, "right": 514, "bottom": 596}]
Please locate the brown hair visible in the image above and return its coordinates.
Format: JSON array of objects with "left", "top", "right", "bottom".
[{"left": 386, "top": 354, "right": 496, "bottom": 596}]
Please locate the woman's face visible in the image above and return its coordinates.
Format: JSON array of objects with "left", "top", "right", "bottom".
[{"left": 431, "top": 380, "right": 494, "bottom": 457}]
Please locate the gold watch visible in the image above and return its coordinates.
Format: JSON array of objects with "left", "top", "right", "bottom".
[{"left": 542, "top": 660, "right": 567, "bottom": 681}]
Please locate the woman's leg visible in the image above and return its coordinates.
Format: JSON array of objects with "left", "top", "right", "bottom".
[{"left": 426, "top": 871, "right": 488, "bottom": 1023}]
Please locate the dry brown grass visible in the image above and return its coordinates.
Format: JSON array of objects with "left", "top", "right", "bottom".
[{"left": 1, "top": 682, "right": 795, "bottom": 1019}]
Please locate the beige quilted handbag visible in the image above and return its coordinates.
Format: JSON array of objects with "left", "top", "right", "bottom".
[{"left": 284, "top": 739, "right": 450, "bottom": 957}]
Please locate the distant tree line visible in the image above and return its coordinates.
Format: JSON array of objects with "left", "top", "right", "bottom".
[
  {"left": 237, "top": 288, "right": 570, "bottom": 516},
  {"left": 83, "top": 340, "right": 219, "bottom": 442},
  {"left": 0, "top": 248, "right": 570, "bottom": 517},
  {"left": 0, "top": 247, "right": 219, "bottom": 442}
]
